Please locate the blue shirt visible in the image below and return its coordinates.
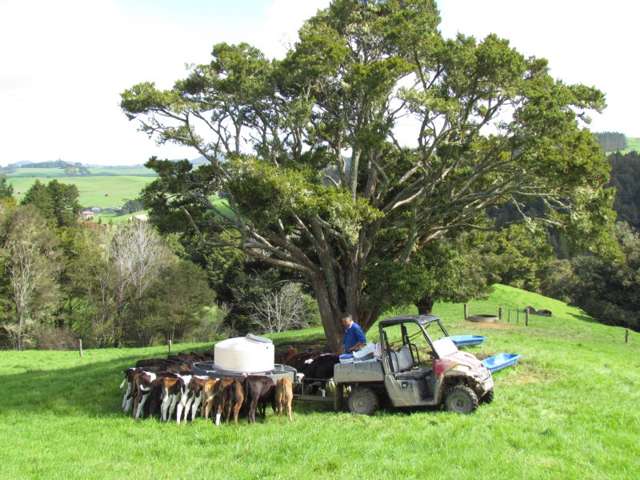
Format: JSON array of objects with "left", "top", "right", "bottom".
[{"left": 343, "top": 322, "right": 367, "bottom": 352}]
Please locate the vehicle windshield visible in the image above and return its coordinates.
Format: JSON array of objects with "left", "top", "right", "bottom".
[
  {"left": 423, "top": 320, "right": 448, "bottom": 342},
  {"left": 380, "top": 319, "right": 452, "bottom": 368}
]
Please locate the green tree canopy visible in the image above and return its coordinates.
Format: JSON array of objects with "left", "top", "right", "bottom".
[
  {"left": 0, "top": 176, "right": 13, "bottom": 199},
  {"left": 22, "top": 179, "right": 80, "bottom": 227},
  {"left": 122, "top": 0, "right": 613, "bottom": 350}
]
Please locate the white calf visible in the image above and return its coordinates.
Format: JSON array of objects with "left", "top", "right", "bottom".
[
  {"left": 160, "top": 375, "right": 181, "bottom": 422},
  {"left": 175, "top": 375, "right": 193, "bottom": 425}
]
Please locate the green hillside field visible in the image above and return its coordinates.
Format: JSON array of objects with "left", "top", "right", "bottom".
[
  {"left": 5, "top": 166, "right": 155, "bottom": 177},
  {"left": 8, "top": 175, "right": 155, "bottom": 209},
  {"left": 623, "top": 137, "right": 640, "bottom": 153},
  {"left": 0, "top": 285, "right": 638, "bottom": 479}
]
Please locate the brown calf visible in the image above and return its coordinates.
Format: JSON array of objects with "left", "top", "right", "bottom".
[
  {"left": 200, "top": 378, "right": 220, "bottom": 420},
  {"left": 245, "top": 375, "right": 275, "bottom": 424},
  {"left": 275, "top": 377, "right": 294, "bottom": 421},
  {"left": 213, "top": 378, "right": 245, "bottom": 425}
]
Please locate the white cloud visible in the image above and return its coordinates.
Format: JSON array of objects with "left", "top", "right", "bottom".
[
  {"left": 0, "top": 0, "right": 328, "bottom": 165},
  {"left": 437, "top": 0, "right": 640, "bottom": 136},
  {"left": 0, "top": 0, "right": 637, "bottom": 166}
]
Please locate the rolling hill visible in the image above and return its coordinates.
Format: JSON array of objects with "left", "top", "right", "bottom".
[
  {"left": 623, "top": 137, "right": 640, "bottom": 154},
  {"left": 0, "top": 285, "right": 637, "bottom": 479},
  {"left": 3, "top": 163, "right": 157, "bottom": 212},
  {"left": 9, "top": 175, "right": 154, "bottom": 209}
]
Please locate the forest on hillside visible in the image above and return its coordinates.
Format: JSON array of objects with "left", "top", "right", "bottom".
[{"left": 595, "top": 131, "right": 627, "bottom": 152}]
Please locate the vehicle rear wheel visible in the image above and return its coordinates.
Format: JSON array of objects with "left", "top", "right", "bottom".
[
  {"left": 445, "top": 384, "right": 478, "bottom": 414},
  {"left": 481, "top": 389, "right": 494, "bottom": 404},
  {"left": 347, "top": 386, "right": 379, "bottom": 415}
]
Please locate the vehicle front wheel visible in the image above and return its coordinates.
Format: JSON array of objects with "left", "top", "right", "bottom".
[
  {"left": 445, "top": 384, "right": 479, "bottom": 414},
  {"left": 347, "top": 386, "right": 379, "bottom": 415},
  {"left": 481, "top": 389, "right": 494, "bottom": 404}
]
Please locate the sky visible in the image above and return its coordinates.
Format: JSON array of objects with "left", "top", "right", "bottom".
[{"left": 0, "top": 0, "right": 638, "bottom": 166}]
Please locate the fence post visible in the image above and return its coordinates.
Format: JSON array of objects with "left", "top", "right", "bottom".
[
  {"left": 168, "top": 339, "right": 172, "bottom": 354},
  {"left": 79, "top": 338, "right": 83, "bottom": 358},
  {"left": 498, "top": 307, "right": 503, "bottom": 321},
  {"left": 464, "top": 304, "right": 468, "bottom": 320},
  {"left": 625, "top": 329, "right": 629, "bottom": 344},
  {"left": 525, "top": 309, "right": 529, "bottom": 327},
  {"left": 507, "top": 309, "right": 511, "bottom": 323},
  {"left": 516, "top": 309, "right": 520, "bottom": 323}
]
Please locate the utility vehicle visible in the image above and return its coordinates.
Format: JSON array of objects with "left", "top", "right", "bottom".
[{"left": 333, "top": 315, "right": 494, "bottom": 414}]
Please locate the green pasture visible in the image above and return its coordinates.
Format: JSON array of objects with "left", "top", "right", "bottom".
[
  {"left": 94, "top": 210, "right": 146, "bottom": 224},
  {"left": 623, "top": 137, "right": 640, "bottom": 153},
  {"left": 4, "top": 167, "right": 69, "bottom": 177},
  {"left": 8, "top": 176, "right": 155, "bottom": 209},
  {"left": 5, "top": 166, "right": 156, "bottom": 177},
  {"left": 83, "top": 166, "right": 156, "bottom": 176},
  {"left": 1, "top": 285, "right": 638, "bottom": 479}
]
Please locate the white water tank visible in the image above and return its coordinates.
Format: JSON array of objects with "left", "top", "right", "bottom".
[{"left": 214, "top": 335, "right": 274, "bottom": 373}]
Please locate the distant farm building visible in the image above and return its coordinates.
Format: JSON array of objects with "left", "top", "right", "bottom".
[{"left": 80, "top": 210, "right": 95, "bottom": 221}]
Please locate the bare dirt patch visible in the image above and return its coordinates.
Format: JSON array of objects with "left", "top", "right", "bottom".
[
  {"left": 510, "top": 363, "right": 558, "bottom": 385},
  {"left": 465, "top": 322, "right": 515, "bottom": 330}
]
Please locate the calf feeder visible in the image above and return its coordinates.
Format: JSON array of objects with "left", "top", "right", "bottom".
[{"left": 192, "top": 334, "right": 295, "bottom": 384}]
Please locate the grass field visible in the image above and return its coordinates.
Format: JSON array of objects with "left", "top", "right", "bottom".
[
  {"left": 1, "top": 285, "right": 638, "bottom": 479},
  {"left": 8, "top": 176, "right": 155, "bottom": 208},
  {"left": 83, "top": 166, "right": 156, "bottom": 176},
  {"left": 5, "top": 166, "right": 156, "bottom": 177},
  {"left": 623, "top": 137, "right": 640, "bottom": 153},
  {"left": 94, "top": 210, "right": 147, "bottom": 224}
]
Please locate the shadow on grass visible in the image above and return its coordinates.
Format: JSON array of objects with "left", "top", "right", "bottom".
[
  {"left": 0, "top": 353, "right": 151, "bottom": 417},
  {"left": 569, "top": 312, "right": 598, "bottom": 324}
]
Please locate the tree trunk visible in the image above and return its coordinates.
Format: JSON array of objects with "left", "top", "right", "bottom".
[
  {"left": 311, "top": 273, "right": 381, "bottom": 353},
  {"left": 358, "top": 307, "right": 381, "bottom": 332},
  {"left": 311, "top": 277, "right": 343, "bottom": 353},
  {"left": 416, "top": 295, "right": 435, "bottom": 315},
  {"left": 16, "top": 305, "right": 23, "bottom": 351}
]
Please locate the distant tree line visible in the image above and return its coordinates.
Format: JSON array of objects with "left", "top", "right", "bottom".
[
  {"left": 595, "top": 131, "right": 627, "bottom": 152},
  {"left": 609, "top": 151, "right": 640, "bottom": 229},
  {"left": 541, "top": 224, "right": 640, "bottom": 330}
]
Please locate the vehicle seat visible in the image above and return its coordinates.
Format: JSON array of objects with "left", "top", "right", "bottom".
[
  {"left": 391, "top": 345, "right": 414, "bottom": 372},
  {"left": 394, "top": 369, "right": 432, "bottom": 381}
]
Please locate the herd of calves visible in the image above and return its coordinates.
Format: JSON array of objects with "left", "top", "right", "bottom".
[
  {"left": 120, "top": 349, "right": 339, "bottom": 425},
  {"left": 120, "top": 352, "right": 294, "bottom": 425}
]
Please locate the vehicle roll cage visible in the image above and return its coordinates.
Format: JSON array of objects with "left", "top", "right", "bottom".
[{"left": 378, "top": 315, "right": 451, "bottom": 370}]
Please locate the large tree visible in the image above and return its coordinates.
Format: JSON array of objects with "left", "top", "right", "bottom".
[{"left": 122, "top": 0, "right": 613, "bottom": 351}]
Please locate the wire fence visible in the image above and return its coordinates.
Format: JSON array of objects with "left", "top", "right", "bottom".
[{"left": 463, "top": 303, "right": 632, "bottom": 343}]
